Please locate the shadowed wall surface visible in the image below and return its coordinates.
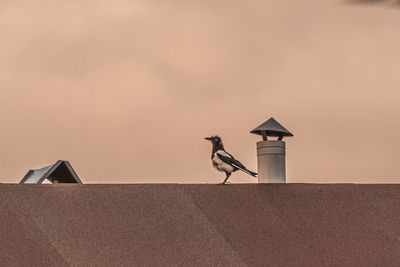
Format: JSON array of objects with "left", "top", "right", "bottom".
[
  {"left": 1, "top": 0, "right": 400, "bottom": 184},
  {"left": 1, "top": 184, "right": 400, "bottom": 266}
]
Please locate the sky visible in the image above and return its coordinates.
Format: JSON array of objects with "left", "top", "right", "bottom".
[{"left": 1, "top": 0, "right": 399, "bottom": 184}]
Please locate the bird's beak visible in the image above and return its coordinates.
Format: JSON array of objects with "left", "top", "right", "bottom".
[{"left": 205, "top": 137, "right": 212, "bottom": 141}]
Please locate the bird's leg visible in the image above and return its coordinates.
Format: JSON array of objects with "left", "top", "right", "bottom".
[{"left": 220, "top": 173, "right": 231, "bottom": 185}]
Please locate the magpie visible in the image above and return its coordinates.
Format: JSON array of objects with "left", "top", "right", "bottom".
[{"left": 205, "top": 135, "right": 257, "bottom": 184}]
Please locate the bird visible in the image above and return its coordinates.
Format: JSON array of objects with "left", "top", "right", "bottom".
[{"left": 205, "top": 135, "right": 257, "bottom": 185}]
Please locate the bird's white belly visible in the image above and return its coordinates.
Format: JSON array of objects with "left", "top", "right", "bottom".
[{"left": 212, "top": 154, "right": 235, "bottom": 173}]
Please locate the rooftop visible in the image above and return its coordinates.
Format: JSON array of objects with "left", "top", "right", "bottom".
[{"left": 1, "top": 184, "right": 399, "bottom": 266}]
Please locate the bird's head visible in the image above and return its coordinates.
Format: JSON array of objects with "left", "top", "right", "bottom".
[{"left": 205, "top": 135, "right": 223, "bottom": 147}]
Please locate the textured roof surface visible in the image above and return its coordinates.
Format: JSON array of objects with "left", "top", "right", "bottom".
[{"left": 1, "top": 184, "right": 400, "bottom": 266}]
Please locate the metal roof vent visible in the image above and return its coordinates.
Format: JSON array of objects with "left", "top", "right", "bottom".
[
  {"left": 251, "top": 117, "right": 293, "bottom": 183},
  {"left": 19, "top": 160, "right": 82, "bottom": 184}
]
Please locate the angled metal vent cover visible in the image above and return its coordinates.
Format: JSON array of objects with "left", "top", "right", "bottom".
[
  {"left": 251, "top": 117, "right": 293, "bottom": 140},
  {"left": 20, "top": 160, "right": 82, "bottom": 184}
]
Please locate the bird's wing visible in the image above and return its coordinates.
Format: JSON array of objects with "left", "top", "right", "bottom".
[
  {"left": 216, "top": 150, "right": 245, "bottom": 168},
  {"left": 216, "top": 150, "right": 256, "bottom": 177}
]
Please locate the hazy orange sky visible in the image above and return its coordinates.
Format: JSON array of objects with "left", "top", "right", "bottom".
[{"left": 1, "top": 0, "right": 399, "bottom": 183}]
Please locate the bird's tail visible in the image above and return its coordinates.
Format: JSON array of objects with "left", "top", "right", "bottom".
[
  {"left": 245, "top": 169, "right": 257, "bottom": 178},
  {"left": 233, "top": 164, "right": 257, "bottom": 178},
  {"left": 248, "top": 170, "right": 258, "bottom": 178}
]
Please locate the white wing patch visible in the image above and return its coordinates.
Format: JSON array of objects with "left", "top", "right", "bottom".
[
  {"left": 212, "top": 150, "right": 235, "bottom": 173},
  {"left": 216, "top": 150, "right": 232, "bottom": 158}
]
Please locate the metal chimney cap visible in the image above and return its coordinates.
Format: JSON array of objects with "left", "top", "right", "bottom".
[{"left": 251, "top": 117, "right": 293, "bottom": 140}]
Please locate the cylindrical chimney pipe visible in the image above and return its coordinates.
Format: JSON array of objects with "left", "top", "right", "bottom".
[
  {"left": 257, "top": 140, "right": 286, "bottom": 183},
  {"left": 251, "top": 117, "right": 292, "bottom": 183}
]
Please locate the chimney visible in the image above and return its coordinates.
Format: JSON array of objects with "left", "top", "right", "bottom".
[{"left": 251, "top": 117, "right": 293, "bottom": 183}]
